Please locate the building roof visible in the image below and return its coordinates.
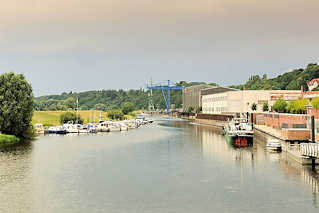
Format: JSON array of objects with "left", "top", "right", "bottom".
[
  {"left": 183, "top": 84, "right": 216, "bottom": 92},
  {"left": 307, "top": 78, "right": 319, "bottom": 86},
  {"left": 201, "top": 86, "right": 238, "bottom": 96}
]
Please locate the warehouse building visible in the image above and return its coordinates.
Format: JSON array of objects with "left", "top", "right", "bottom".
[
  {"left": 182, "top": 84, "right": 216, "bottom": 112},
  {"left": 202, "top": 89, "right": 302, "bottom": 114}
]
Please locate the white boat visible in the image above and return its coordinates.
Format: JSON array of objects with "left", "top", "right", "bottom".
[
  {"left": 87, "top": 124, "right": 98, "bottom": 133},
  {"left": 49, "top": 126, "right": 67, "bottom": 134},
  {"left": 119, "top": 123, "right": 128, "bottom": 131},
  {"left": 108, "top": 122, "right": 121, "bottom": 132},
  {"left": 35, "top": 123, "right": 44, "bottom": 134},
  {"left": 48, "top": 126, "right": 57, "bottom": 134},
  {"left": 76, "top": 124, "right": 88, "bottom": 134},
  {"left": 123, "top": 120, "right": 138, "bottom": 129},
  {"left": 63, "top": 123, "right": 79, "bottom": 133},
  {"left": 267, "top": 139, "right": 282, "bottom": 151},
  {"left": 98, "top": 121, "right": 110, "bottom": 132}
]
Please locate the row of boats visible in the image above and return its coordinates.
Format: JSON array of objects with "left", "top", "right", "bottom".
[
  {"left": 35, "top": 118, "right": 154, "bottom": 135},
  {"left": 223, "top": 117, "right": 282, "bottom": 151}
]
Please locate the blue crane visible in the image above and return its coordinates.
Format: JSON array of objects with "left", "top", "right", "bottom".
[{"left": 147, "top": 80, "right": 185, "bottom": 114}]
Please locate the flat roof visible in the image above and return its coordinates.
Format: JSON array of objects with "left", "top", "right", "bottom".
[{"left": 201, "top": 86, "right": 238, "bottom": 96}]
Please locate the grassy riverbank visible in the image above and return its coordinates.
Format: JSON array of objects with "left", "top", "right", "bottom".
[
  {"left": 32, "top": 110, "right": 136, "bottom": 126},
  {"left": 0, "top": 134, "right": 20, "bottom": 148}
]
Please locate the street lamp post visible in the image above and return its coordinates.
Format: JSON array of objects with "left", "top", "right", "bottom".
[{"left": 306, "top": 104, "right": 315, "bottom": 143}]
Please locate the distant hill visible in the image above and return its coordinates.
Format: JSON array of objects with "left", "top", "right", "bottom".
[
  {"left": 35, "top": 81, "right": 219, "bottom": 111},
  {"left": 229, "top": 63, "right": 319, "bottom": 91}
]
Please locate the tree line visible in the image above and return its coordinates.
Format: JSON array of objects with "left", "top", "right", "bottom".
[
  {"left": 230, "top": 63, "right": 319, "bottom": 91},
  {"left": 34, "top": 81, "right": 219, "bottom": 111}
]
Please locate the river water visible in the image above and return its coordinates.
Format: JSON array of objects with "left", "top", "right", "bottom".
[{"left": 1, "top": 119, "right": 319, "bottom": 213}]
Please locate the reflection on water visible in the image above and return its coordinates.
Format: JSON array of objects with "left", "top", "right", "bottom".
[
  {"left": 0, "top": 142, "right": 33, "bottom": 212},
  {"left": 0, "top": 120, "right": 319, "bottom": 212}
]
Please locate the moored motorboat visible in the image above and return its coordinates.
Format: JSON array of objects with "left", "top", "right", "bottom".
[
  {"left": 108, "top": 122, "right": 121, "bottom": 132},
  {"left": 98, "top": 121, "right": 110, "bottom": 132},
  {"left": 224, "top": 118, "right": 254, "bottom": 147},
  {"left": 35, "top": 123, "right": 44, "bottom": 134},
  {"left": 63, "top": 123, "right": 79, "bottom": 133},
  {"left": 48, "top": 126, "right": 57, "bottom": 134},
  {"left": 55, "top": 126, "right": 67, "bottom": 134}
]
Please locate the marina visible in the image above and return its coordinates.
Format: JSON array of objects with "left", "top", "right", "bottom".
[{"left": 34, "top": 115, "right": 154, "bottom": 135}]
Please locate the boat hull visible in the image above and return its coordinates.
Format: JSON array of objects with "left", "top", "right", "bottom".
[{"left": 225, "top": 131, "right": 253, "bottom": 148}]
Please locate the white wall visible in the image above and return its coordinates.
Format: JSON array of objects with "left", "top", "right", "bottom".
[{"left": 202, "top": 90, "right": 302, "bottom": 114}]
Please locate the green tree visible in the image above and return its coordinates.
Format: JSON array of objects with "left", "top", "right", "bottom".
[
  {"left": 251, "top": 103, "right": 257, "bottom": 111},
  {"left": 273, "top": 98, "right": 287, "bottom": 113},
  {"left": 94, "top": 103, "right": 107, "bottom": 111},
  {"left": 312, "top": 97, "right": 319, "bottom": 109},
  {"left": 287, "top": 99, "right": 309, "bottom": 114},
  {"left": 263, "top": 102, "right": 269, "bottom": 112},
  {"left": 287, "top": 101, "right": 297, "bottom": 114},
  {"left": 294, "top": 98, "right": 309, "bottom": 114},
  {"left": 107, "top": 110, "right": 124, "bottom": 120},
  {"left": 63, "top": 97, "right": 77, "bottom": 109},
  {"left": 121, "top": 102, "right": 134, "bottom": 115},
  {"left": 60, "top": 112, "right": 83, "bottom": 124},
  {"left": 0, "top": 72, "right": 34, "bottom": 138}
]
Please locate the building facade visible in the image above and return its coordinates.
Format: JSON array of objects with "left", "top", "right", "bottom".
[
  {"left": 202, "top": 89, "right": 302, "bottom": 114},
  {"left": 182, "top": 85, "right": 215, "bottom": 112}
]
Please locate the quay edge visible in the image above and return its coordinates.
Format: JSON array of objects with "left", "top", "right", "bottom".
[{"left": 191, "top": 117, "right": 319, "bottom": 166}]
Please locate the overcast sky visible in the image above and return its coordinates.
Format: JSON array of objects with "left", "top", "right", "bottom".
[{"left": 1, "top": 0, "right": 318, "bottom": 96}]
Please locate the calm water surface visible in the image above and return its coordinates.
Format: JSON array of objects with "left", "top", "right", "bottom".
[{"left": 1, "top": 119, "right": 319, "bottom": 213}]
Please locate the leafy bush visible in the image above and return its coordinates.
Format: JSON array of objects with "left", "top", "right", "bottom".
[
  {"left": 107, "top": 110, "right": 124, "bottom": 120},
  {"left": 312, "top": 97, "right": 319, "bottom": 109},
  {"left": 0, "top": 134, "right": 20, "bottom": 147},
  {"left": 121, "top": 102, "right": 134, "bottom": 115},
  {"left": 60, "top": 112, "right": 83, "bottom": 124},
  {"left": 273, "top": 98, "right": 287, "bottom": 113},
  {"left": 0, "top": 72, "right": 34, "bottom": 138},
  {"left": 287, "top": 101, "right": 297, "bottom": 113},
  {"left": 287, "top": 98, "right": 309, "bottom": 114}
]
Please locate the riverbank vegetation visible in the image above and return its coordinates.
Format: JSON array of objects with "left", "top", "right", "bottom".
[
  {"left": 0, "top": 73, "right": 34, "bottom": 139},
  {"left": 32, "top": 110, "right": 136, "bottom": 126},
  {"left": 0, "top": 134, "right": 20, "bottom": 148},
  {"left": 0, "top": 72, "right": 34, "bottom": 147}
]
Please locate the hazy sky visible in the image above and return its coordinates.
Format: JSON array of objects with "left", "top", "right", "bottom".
[{"left": 1, "top": 0, "right": 318, "bottom": 96}]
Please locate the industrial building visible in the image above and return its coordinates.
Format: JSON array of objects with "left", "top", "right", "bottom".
[
  {"left": 202, "top": 89, "right": 302, "bottom": 114},
  {"left": 182, "top": 84, "right": 215, "bottom": 112}
]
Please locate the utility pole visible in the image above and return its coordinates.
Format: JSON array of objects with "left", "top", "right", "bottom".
[
  {"left": 148, "top": 78, "right": 155, "bottom": 111},
  {"left": 76, "top": 98, "right": 79, "bottom": 124}
]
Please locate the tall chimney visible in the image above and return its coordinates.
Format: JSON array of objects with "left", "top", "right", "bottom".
[{"left": 243, "top": 86, "right": 246, "bottom": 90}]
